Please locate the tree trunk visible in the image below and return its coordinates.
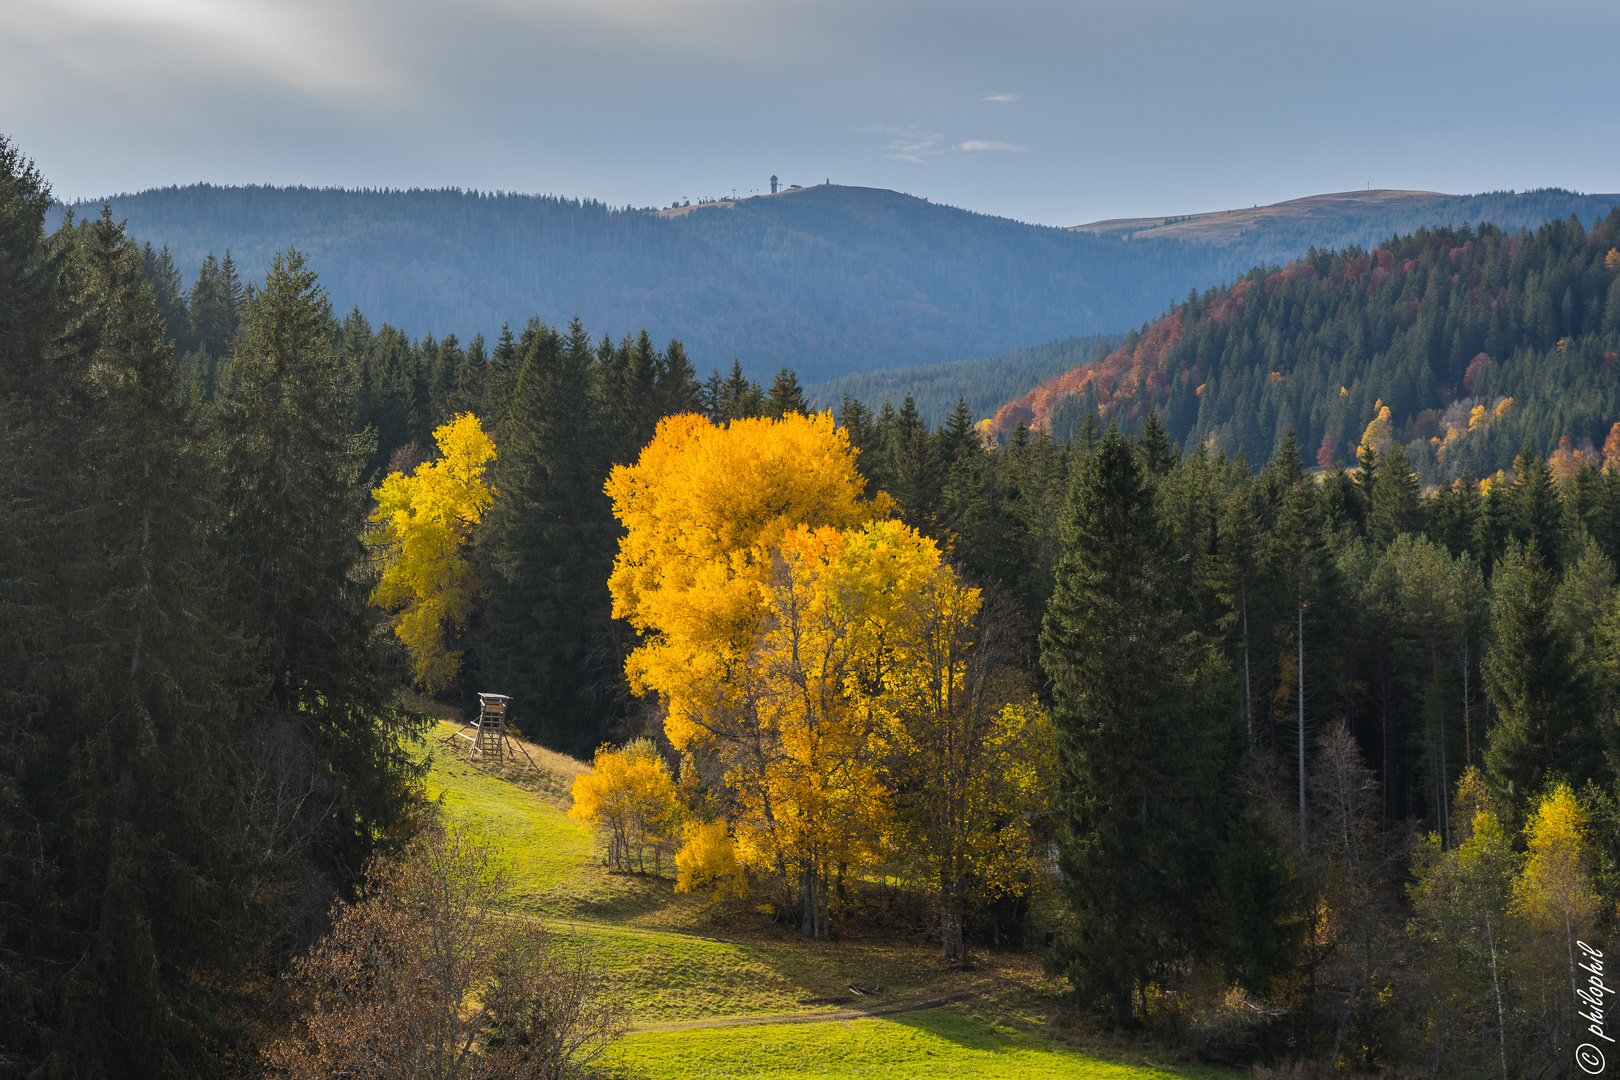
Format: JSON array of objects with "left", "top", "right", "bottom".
[
  {"left": 1297, "top": 592, "right": 1307, "bottom": 843},
  {"left": 801, "top": 866, "right": 814, "bottom": 937},
  {"left": 1486, "top": 910, "right": 1508, "bottom": 1080},
  {"left": 1241, "top": 585, "right": 1252, "bottom": 741},
  {"left": 941, "top": 873, "right": 964, "bottom": 959},
  {"left": 1462, "top": 641, "right": 1472, "bottom": 768}
]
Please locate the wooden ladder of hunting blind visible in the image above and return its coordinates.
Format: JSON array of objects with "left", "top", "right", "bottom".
[{"left": 458, "top": 693, "right": 537, "bottom": 768}]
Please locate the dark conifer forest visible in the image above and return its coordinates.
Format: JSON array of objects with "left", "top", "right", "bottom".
[{"left": 9, "top": 129, "right": 1620, "bottom": 1079}]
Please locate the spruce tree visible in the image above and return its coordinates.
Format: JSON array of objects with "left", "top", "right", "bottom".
[
  {"left": 1509, "top": 442, "right": 1563, "bottom": 568},
  {"left": 1136, "top": 409, "right": 1176, "bottom": 477},
  {"left": 479, "top": 321, "right": 626, "bottom": 751},
  {"left": 218, "top": 249, "right": 421, "bottom": 877},
  {"left": 139, "top": 241, "right": 189, "bottom": 356},
  {"left": 1, "top": 189, "right": 257, "bottom": 1074},
  {"left": 1369, "top": 440, "right": 1423, "bottom": 546},
  {"left": 1483, "top": 541, "right": 1598, "bottom": 798},
  {"left": 767, "top": 364, "right": 807, "bottom": 417},
  {"left": 1474, "top": 476, "right": 1511, "bottom": 579},
  {"left": 658, "top": 339, "right": 703, "bottom": 416},
  {"left": 1041, "top": 431, "right": 1271, "bottom": 1023}
]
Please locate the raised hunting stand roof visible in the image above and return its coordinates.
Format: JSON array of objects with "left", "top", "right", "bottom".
[{"left": 456, "top": 693, "right": 537, "bottom": 768}]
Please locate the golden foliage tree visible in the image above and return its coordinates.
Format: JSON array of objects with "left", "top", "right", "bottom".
[
  {"left": 674, "top": 819, "right": 747, "bottom": 900},
  {"left": 731, "top": 519, "right": 942, "bottom": 937},
  {"left": 568, "top": 740, "right": 681, "bottom": 874},
  {"left": 1510, "top": 782, "right": 1599, "bottom": 1067},
  {"left": 369, "top": 413, "right": 495, "bottom": 691},
  {"left": 1410, "top": 801, "right": 1517, "bottom": 1080},
  {"left": 610, "top": 411, "right": 1045, "bottom": 942},
  {"left": 884, "top": 577, "right": 1052, "bottom": 959},
  {"left": 605, "top": 411, "right": 880, "bottom": 750}
]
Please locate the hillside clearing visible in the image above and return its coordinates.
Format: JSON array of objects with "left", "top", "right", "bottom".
[{"left": 418, "top": 720, "right": 1238, "bottom": 1080}]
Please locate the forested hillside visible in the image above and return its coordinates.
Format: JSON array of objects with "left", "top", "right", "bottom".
[
  {"left": 62, "top": 183, "right": 1617, "bottom": 384},
  {"left": 988, "top": 210, "right": 1620, "bottom": 480},
  {"left": 51, "top": 184, "right": 1232, "bottom": 381}
]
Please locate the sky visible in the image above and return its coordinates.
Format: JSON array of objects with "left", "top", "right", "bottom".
[{"left": 2, "top": 0, "right": 1617, "bottom": 228}]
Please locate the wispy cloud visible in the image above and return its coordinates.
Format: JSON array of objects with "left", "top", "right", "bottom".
[
  {"left": 857, "top": 124, "right": 944, "bottom": 164},
  {"left": 957, "top": 140, "right": 1026, "bottom": 152},
  {"left": 982, "top": 92, "right": 1019, "bottom": 103}
]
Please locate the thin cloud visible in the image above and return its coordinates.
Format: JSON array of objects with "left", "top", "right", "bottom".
[
  {"left": 856, "top": 124, "right": 943, "bottom": 164},
  {"left": 982, "top": 92, "right": 1019, "bottom": 103},
  {"left": 957, "top": 140, "right": 1026, "bottom": 152}
]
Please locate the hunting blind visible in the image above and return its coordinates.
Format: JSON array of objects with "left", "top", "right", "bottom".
[{"left": 457, "top": 693, "right": 537, "bottom": 768}]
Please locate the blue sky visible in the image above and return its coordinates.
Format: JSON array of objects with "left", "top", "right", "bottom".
[{"left": 3, "top": 0, "right": 1616, "bottom": 227}]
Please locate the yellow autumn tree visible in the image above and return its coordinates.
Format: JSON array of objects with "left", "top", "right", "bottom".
[
  {"left": 1511, "top": 782, "right": 1599, "bottom": 1051},
  {"left": 674, "top": 820, "right": 747, "bottom": 901},
  {"left": 610, "top": 411, "right": 1040, "bottom": 941},
  {"left": 731, "top": 520, "right": 944, "bottom": 937},
  {"left": 568, "top": 740, "right": 681, "bottom": 874},
  {"left": 880, "top": 563, "right": 1053, "bottom": 957},
  {"left": 369, "top": 413, "right": 494, "bottom": 691},
  {"left": 1359, "top": 402, "right": 1394, "bottom": 459},
  {"left": 605, "top": 411, "right": 881, "bottom": 751}
]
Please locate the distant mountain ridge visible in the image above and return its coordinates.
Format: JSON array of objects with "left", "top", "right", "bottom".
[
  {"left": 50, "top": 183, "right": 1229, "bottom": 383},
  {"left": 51, "top": 183, "right": 1620, "bottom": 384},
  {"left": 1072, "top": 187, "right": 1620, "bottom": 268}
]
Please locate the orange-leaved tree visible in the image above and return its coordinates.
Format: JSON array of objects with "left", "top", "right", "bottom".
[{"left": 369, "top": 412, "right": 495, "bottom": 691}]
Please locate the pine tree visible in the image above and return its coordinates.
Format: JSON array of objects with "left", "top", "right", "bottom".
[
  {"left": 218, "top": 249, "right": 421, "bottom": 876},
  {"left": 1, "top": 185, "right": 258, "bottom": 1074},
  {"left": 1041, "top": 431, "right": 1261, "bottom": 1024},
  {"left": 479, "top": 321, "right": 627, "bottom": 751},
  {"left": 767, "top": 364, "right": 807, "bottom": 418},
  {"left": 1483, "top": 541, "right": 1597, "bottom": 798},
  {"left": 1369, "top": 440, "right": 1423, "bottom": 546}
]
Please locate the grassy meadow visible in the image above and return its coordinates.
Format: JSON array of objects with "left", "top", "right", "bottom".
[{"left": 419, "top": 720, "right": 1233, "bottom": 1080}]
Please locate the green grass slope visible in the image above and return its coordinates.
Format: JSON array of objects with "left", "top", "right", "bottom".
[
  {"left": 418, "top": 721, "right": 1236, "bottom": 1080},
  {"left": 607, "top": 1014, "right": 1212, "bottom": 1080}
]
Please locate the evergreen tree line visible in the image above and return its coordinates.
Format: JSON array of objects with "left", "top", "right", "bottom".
[
  {"left": 0, "top": 140, "right": 422, "bottom": 1077},
  {"left": 1034, "top": 412, "right": 1620, "bottom": 1068}
]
